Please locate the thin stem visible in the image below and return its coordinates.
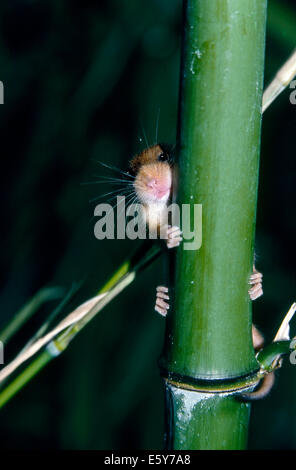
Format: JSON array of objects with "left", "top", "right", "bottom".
[
  {"left": 0, "top": 351, "right": 52, "bottom": 409},
  {"left": 0, "top": 241, "right": 161, "bottom": 405},
  {"left": 0, "top": 287, "right": 64, "bottom": 344},
  {"left": 262, "top": 48, "right": 296, "bottom": 112}
]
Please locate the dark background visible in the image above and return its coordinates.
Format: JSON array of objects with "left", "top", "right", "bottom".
[{"left": 0, "top": 0, "right": 295, "bottom": 449}]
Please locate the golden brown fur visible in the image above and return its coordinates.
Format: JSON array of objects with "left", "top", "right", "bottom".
[{"left": 129, "top": 144, "right": 166, "bottom": 175}]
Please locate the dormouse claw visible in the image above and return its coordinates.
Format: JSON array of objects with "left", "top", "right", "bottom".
[
  {"left": 166, "top": 225, "right": 183, "bottom": 249},
  {"left": 248, "top": 265, "right": 263, "bottom": 301},
  {"left": 155, "top": 267, "right": 264, "bottom": 318},
  {"left": 155, "top": 286, "right": 170, "bottom": 317}
]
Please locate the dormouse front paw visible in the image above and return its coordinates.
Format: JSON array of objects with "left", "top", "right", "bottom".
[{"left": 165, "top": 225, "right": 183, "bottom": 249}]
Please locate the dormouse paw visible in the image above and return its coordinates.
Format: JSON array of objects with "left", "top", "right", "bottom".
[
  {"left": 248, "top": 266, "right": 263, "bottom": 301},
  {"left": 166, "top": 225, "right": 183, "bottom": 249},
  {"left": 155, "top": 286, "right": 170, "bottom": 317}
]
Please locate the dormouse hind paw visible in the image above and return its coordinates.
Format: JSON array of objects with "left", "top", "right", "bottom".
[
  {"left": 248, "top": 265, "right": 263, "bottom": 301},
  {"left": 155, "top": 286, "right": 170, "bottom": 317}
]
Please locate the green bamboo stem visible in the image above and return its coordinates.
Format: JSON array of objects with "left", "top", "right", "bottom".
[
  {"left": 257, "top": 340, "right": 295, "bottom": 370},
  {"left": 166, "top": 384, "right": 251, "bottom": 450},
  {"left": 161, "top": 0, "right": 267, "bottom": 449}
]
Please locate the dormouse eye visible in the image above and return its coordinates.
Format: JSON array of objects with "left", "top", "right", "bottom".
[{"left": 158, "top": 152, "right": 168, "bottom": 162}]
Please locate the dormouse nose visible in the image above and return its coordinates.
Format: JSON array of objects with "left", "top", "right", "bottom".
[{"left": 146, "top": 178, "right": 158, "bottom": 189}]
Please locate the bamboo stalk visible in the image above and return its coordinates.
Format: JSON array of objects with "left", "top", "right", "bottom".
[{"left": 161, "top": 0, "right": 268, "bottom": 449}]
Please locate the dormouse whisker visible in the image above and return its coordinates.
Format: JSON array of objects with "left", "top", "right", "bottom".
[
  {"left": 89, "top": 187, "right": 133, "bottom": 204},
  {"left": 94, "top": 161, "right": 135, "bottom": 179}
]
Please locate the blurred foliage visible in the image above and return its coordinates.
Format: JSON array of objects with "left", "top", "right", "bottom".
[{"left": 0, "top": 0, "right": 295, "bottom": 449}]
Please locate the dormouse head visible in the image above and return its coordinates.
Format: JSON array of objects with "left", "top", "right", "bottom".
[{"left": 129, "top": 144, "right": 174, "bottom": 205}]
